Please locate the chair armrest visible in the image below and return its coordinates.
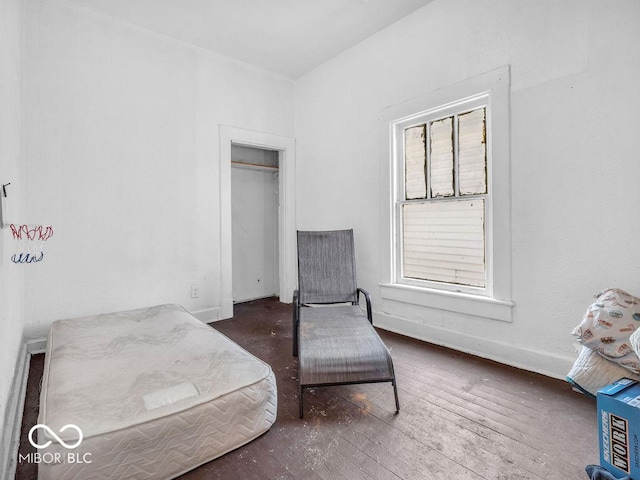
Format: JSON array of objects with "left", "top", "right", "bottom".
[
  {"left": 356, "top": 288, "right": 373, "bottom": 323},
  {"left": 293, "top": 290, "right": 300, "bottom": 357}
]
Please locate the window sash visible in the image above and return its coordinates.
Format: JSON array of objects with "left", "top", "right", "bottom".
[
  {"left": 400, "top": 198, "right": 486, "bottom": 288},
  {"left": 403, "top": 107, "right": 487, "bottom": 201},
  {"left": 396, "top": 96, "right": 490, "bottom": 293}
]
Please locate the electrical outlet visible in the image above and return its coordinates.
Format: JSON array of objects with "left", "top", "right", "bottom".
[{"left": 190, "top": 285, "right": 199, "bottom": 298}]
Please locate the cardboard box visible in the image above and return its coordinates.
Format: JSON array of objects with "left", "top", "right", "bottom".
[{"left": 598, "top": 378, "right": 640, "bottom": 479}]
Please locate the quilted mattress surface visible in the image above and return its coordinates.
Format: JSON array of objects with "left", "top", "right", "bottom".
[{"left": 37, "top": 304, "right": 277, "bottom": 479}]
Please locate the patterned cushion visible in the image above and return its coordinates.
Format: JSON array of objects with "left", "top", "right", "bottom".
[{"left": 572, "top": 288, "right": 640, "bottom": 374}]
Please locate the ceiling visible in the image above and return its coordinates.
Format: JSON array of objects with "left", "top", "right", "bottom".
[{"left": 64, "top": 0, "right": 434, "bottom": 79}]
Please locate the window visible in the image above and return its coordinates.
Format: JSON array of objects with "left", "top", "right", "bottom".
[
  {"left": 401, "top": 102, "right": 488, "bottom": 288},
  {"left": 381, "top": 66, "right": 512, "bottom": 320},
  {"left": 394, "top": 94, "right": 491, "bottom": 295}
]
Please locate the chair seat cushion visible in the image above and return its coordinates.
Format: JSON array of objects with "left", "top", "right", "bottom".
[{"left": 298, "top": 305, "right": 394, "bottom": 386}]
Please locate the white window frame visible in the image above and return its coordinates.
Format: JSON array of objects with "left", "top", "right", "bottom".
[
  {"left": 380, "top": 66, "right": 513, "bottom": 322},
  {"left": 395, "top": 94, "right": 491, "bottom": 295}
]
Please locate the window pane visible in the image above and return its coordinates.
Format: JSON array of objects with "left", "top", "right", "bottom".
[
  {"left": 429, "top": 117, "right": 454, "bottom": 197},
  {"left": 458, "top": 108, "right": 487, "bottom": 195},
  {"left": 402, "top": 199, "right": 485, "bottom": 287},
  {"left": 404, "top": 125, "right": 426, "bottom": 199}
]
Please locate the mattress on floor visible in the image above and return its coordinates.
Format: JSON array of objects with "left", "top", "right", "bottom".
[{"left": 37, "top": 304, "right": 277, "bottom": 480}]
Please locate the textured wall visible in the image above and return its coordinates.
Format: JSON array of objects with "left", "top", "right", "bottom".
[
  {"left": 22, "top": 0, "right": 294, "bottom": 337},
  {"left": 294, "top": 0, "right": 640, "bottom": 377},
  {"left": 0, "top": 0, "right": 26, "bottom": 471}
]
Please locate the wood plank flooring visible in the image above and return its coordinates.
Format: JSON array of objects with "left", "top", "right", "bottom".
[{"left": 15, "top": 297, "right": 598, "bottom": 479}]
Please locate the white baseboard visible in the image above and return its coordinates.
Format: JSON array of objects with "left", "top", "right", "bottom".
[
  {"left": 191, "top": 307, "right": 222, "bottom": 323},
  {"left": 374, "top": 311, "right": 574, "bottom": 380},
  {"left": 26, "top": 336, "right": 47, "bottom": 354},
  {"left": 1, "top": 342, "right": 30, "bottom": 480}
]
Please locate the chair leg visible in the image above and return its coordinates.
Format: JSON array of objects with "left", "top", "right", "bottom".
[
  {"left": 292, "top": 294, "right": 299, "bottom": 357},
  {"left": 293, "top": 323, "right": 298, "bottom": 357},
  {"left": 392, "top": 380, "right": 400, "bottom": 414},
  {"left": 292, "top": 313, "right": 298, "bottom": 358},
  {"left": 299, "top": 384, "right": 304, "bottom": 419}
]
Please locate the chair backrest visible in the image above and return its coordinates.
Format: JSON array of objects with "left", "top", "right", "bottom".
[{"left": 297, "top": 229, "right": 358, "bottom": 304}]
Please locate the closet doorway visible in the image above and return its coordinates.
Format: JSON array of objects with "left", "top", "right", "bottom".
[
  {"left": 231, "top": 145, "right": 279, "bottom": 303},
  {"left": 219, "top": 125, "right": 296, "bottom": 320}
]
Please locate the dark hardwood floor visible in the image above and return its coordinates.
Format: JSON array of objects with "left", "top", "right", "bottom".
[{"left": 16, "top": 297, "right": 598, "bottom": 479}]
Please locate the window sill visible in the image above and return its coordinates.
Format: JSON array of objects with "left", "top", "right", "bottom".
[{"left": 379, "top": 283, "right": 514, "bottom": 323}]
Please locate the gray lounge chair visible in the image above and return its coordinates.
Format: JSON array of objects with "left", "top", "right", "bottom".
[{"left": 293, "top": 229, "right": 400, "bottom": 418}]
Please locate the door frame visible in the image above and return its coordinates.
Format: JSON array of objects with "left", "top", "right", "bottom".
[{"left": 219, "top": 125, "right": 296, "bottom": 319}]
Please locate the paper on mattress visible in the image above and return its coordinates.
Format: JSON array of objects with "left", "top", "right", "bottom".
[{"left": 143, "top": 382, "right": 199, "bottom": 411}]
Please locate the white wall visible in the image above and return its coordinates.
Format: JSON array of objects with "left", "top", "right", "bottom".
[
  {"left": 5, "top": 0, "right": 639, "bottom": 430},
  {"left": 231, "top": 165, "right": 279, "bottom": 302},
  {"left": 294, "top": 0, "right": 640, "bottom": 378},
  {"left": 230, "top": 145, "right": 280, "bottom": 303},
  {"left": 0, "top": 0, "right": 26, "bottom": 472},
  {"left": 21, "top": 0, "right": 294, "bottom": 338}
]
